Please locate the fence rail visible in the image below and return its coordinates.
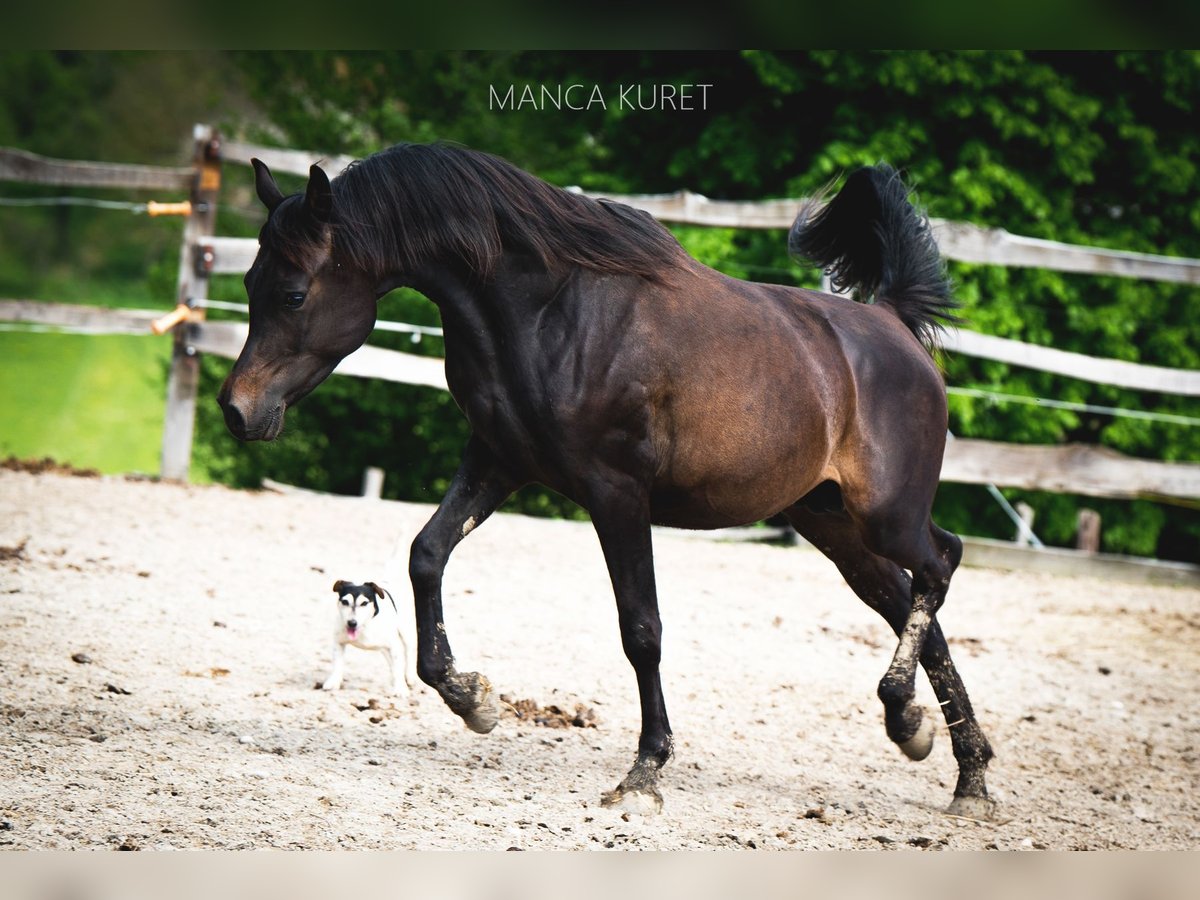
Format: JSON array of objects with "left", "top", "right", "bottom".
[
  {"left": 203, "top": 237, "right": 257, "bottom": 274},
  {"left": 187, "top": 319, "right": 449, "bottom": 391},
  {"left": 197, "top": 234, "right": 1200, "bottom": 398},
  {"left": 4, "top": 302, "right": 1197, "bottom": 505},
  {"left": 219, "top": 138, "right": 1200, "bottom": 286},
  {"left": 0, "top": 299, "right": 161, "bottom": 334},
  {"left": 0, "top": 146, "right": 195, "bottom": 192},
  {"left": 222, "top": 140, "right": 357, "bottom": 184},
  {"left": 943, "top": 329, "right": 1200, "bottom": 396},
  {"left": 940, "top": 437, "right": 1200, "bottom": 504},
  {"left": 579, "top": 190, "right": 1200, "bottom": 285}
]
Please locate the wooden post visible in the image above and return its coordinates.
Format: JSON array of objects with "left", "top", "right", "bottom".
[
  {"left": 1014, "top": 501, "right": 1036, "bottom": 546},
  {"left": 362, "top": 466, "right": 385, "bottom": 500},
  {"left": 160, "top": 125, "right": 220, "bottom": 481},
  {"left": 1076, "top": 508, "right": 1102, "bottom": 554}
]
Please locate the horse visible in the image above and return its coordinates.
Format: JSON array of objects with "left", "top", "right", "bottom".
[{"left": 218, "top": 142, "right": 996, "bottom": 820}]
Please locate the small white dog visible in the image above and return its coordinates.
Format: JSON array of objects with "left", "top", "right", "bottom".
[{"left": 321, "top": 580, "right": 413, "bottom": 695}]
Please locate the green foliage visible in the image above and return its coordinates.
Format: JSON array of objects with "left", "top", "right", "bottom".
[{"left": 0, "top": 51, "right": 255, "bottom": 311}]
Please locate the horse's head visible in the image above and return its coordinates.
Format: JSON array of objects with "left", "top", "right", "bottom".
[{"left": 217, "top": 159, "right": 378, "bottom": 441}]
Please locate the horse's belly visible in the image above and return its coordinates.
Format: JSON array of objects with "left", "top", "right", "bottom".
[
  {"left": 638, "top": 309, "right": 847, "bottom": 529},
  {"left": 650, "top": 433, "right": 831, "bottom": 529}
]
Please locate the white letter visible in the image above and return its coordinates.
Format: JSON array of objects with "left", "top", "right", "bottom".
[
  {"left": 697, "top": 84, "right": 712, "bottom": 110},
  {"left": 489, "top": 84, "right": 514, "bottom": 111},
  {"left": 618, "top": 83, "right": 635, "bottom": 109}
]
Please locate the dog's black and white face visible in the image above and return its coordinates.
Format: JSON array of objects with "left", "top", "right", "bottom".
[{"left": 332, "top": 580, "right": 386, "bottom": 641}]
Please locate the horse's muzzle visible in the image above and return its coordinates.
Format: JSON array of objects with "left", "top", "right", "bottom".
[{"left": 218, "top": 391, "right": 285, "bottom": 442}]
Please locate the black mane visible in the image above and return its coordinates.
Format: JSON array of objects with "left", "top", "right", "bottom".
[{"left": 271, "top": 142, "right": 687, "bottom": 283}]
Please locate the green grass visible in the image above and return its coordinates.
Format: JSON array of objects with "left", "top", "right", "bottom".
[{"left": 0, "top": 330, "right": 172, "bottom": 475}]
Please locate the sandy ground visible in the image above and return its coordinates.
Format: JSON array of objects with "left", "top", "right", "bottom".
[{"left": 1, "top": 467, "right": 1198, "bottom": 851}]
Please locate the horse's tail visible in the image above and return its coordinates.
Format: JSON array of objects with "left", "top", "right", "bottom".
[{"left": 788, "top": 164, "right": 959, "bottom": 349}]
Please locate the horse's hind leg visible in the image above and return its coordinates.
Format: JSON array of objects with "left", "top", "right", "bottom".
[
  {"left": 588, "top": 476, "right": 672, "bottom": 815},
  {"left": 786, "top": 505, "right": 996, "bottom": 819},
  {"left": 410, "top": 436, "right": 519, "bottom": 733}
]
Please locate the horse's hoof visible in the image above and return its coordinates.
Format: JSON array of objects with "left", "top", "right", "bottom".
[
  {"left": 946, "top": 795, "right": 1004, "bottom": 823},
  {"left": 600, "top": 785, "right": 663, "bottom": 816},
  {"left": 457, "top": 672, "right": 499, "bottom": 734},
  {"left": 897, "top": 707, "right": 935, "bottom": 760},
  {"left": 439, "top": 670, "right": 500, "bottom": 734},
  {"left": 463, "top": 701, "right": 499, "bottom": 733}
]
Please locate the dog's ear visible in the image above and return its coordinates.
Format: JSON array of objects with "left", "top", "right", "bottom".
[
  {"left": 332, "top": 580, "right": 349, "bottom": 595},
  {"left": 367, "top": 582, "right": 385, "bottom": 600}
]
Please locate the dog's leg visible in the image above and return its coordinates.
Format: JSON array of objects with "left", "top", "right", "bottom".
[
  {"left": 395, "top": 632, "right": 414, "bottom": 690},
  {"left": 322, "top": 641, "right": 345, "bottom": 691},
  {"left": 382, "top": 644, "right": 408, "bottom": 695}
]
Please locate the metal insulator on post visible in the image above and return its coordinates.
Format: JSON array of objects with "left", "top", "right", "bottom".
[{"left": 145, "top": 200, "right": 192, "bottom": 217}]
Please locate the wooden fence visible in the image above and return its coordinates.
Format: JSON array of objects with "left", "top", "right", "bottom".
[
  {"left": 2, "top": 131, "right": 1198, "bottom": 518},
  {"left": 5, "top": 295, "right": 1198, "bottom": 512},
  {"left": 221, "top": 138, "right": 1200, "bottom": 287},
  {"left": 0, "top": 146, "right": 194, "bottom": 191}
]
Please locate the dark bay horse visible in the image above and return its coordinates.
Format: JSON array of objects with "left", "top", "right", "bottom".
[{"left": 218, "top": 143, "right": 996, "bottom": 820}]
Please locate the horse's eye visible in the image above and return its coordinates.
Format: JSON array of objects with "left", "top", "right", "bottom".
[{"left": 283, "top": 291, "right": 306, "bottom": 310}]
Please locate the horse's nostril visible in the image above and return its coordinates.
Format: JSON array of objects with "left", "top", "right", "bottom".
[{"left": 220, "top": 398, "right": 248, "bottom": 439}]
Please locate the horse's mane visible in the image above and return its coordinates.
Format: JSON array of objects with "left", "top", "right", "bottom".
[{"left": 275, "top": 142, "right": 687, "bottom": 283}]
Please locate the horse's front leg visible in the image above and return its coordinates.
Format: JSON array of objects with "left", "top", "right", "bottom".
[
  {"left": 589, "top": 480, "right": 673, "bottom": 815},
  {"left": 410, "top": 436, "right": 519, "bottom": 733}
]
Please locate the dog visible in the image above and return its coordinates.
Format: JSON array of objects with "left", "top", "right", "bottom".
[{"left": 321, "top": 580, "right": 413, "bottom": 694}]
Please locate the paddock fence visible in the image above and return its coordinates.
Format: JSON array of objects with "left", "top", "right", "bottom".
[{"left": 2, "top": 128, "right": 1198, "bottom": 583}]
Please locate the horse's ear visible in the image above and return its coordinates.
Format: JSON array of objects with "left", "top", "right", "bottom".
[
  {"left": 367, "top": 582, "right": 385, "bottom": 600},
  {"left": 332, "top": 580, "right": 348, "bottom": 594},
  {"left": 304, "top": 163, "right": 333, "bottom": 224},
  {"left": 251, "top": 158, "right": 284, "bottom": 213}
]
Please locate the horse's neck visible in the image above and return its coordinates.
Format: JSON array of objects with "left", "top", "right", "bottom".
[{"left": 407, "top": 255, "right": 571, "bottom": 334}]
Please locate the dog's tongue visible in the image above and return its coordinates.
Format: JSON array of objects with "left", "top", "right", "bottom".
[{"left": 346, "top": 628, "right": 358, "bottom": 640}]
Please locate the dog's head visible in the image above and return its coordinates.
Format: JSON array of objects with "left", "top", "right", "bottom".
[{"left": 332, "top": 580, "right": 387, "bottom": 640}]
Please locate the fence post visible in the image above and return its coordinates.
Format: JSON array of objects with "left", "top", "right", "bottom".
[
  {"left": 1076, "top": 508, "right": 1102, "bottom": 554},
  {"left": 1013, "top": 501, "right": 1036, "bottom": 546},
  {"left": 362, "top": 466, "right": 385, "bottom": 500},
  {"left": 161, "top": 125, "right": 221, "bottom": 481}
]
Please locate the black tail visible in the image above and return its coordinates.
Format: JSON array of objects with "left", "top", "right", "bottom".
[{"left": 788, "top": 164, "right": 959, "bottom": 349}]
